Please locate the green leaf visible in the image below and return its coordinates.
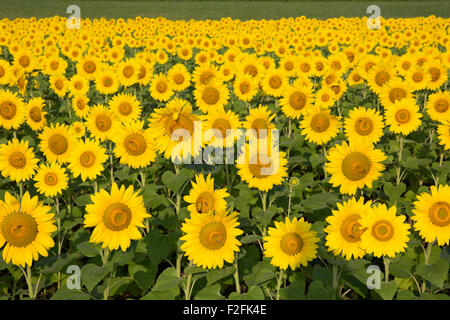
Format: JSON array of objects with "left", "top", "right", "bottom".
[
  {"left": 77, "top": 241, "right": 101, "bottom": 258},
  {"left": 374, "top": 281, "right": 398, "bottom": 300},
  {"left": 161, "top": 168, "right": 193, "bottom": 193},
  {"left": 307, "top": 280, "right": 335, "bottom": 300},
  {"left": 279, "top": 280, "right": 306, "bottom": 300},
  {"left": 129, "top": 261, "right": 157, "bottom": 292},
  {"left": 194, "top": 284, "right": 224, "bottom": 300},
  {"left": 243, "top": 260, "right": 276, "bottom": 287},
  {"left": 51, "top": 287, "right": 91, "bottom": 300},
  {"left": 415, "top": 259, "right": 449, "bottom": 288},
  {"left": 207, "top": 266, "right": 235, "bottom": 285},
  {"left": 228, "top": 286, "right": 265, "bottom": 300},
  {"left": 240, "top": 235, "right": 262, "bottom": 244},
  {"left": 420, "top": 292, "right": 450, "bottom": 300},
  {"left": 390, "top": 257, "right": 415, "bottom": 279},
  {"left": 141, "top": 267, "right": 180, "bottom": 300},
  {"left": 81, "top": 263, "right": 113, "bottom": 292},
  {"left": 145, "top": 230, "right": 178, "bottom": 267},
  {"left": 35, "top": 252, "right": 81, "bottom": 274},
  {"left": 75, "top": 194, "right": 92, "bottom": 206},
  {"left": 397, "top": 290, "right": 417, "bottom": 300}
]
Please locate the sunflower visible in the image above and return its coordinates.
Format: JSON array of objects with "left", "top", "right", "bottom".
[
  {"left": 34, "top": 162, "right": 68, "bottom": 197},
  {"left": 117, "top": 59, "right": 139, "bottom": 87},
  {"left": 384, "top": 98, "right": 422, "bottom": 135},
  {"left": 148, "top": 98, "right": 201, "bottom": 160},
  {"left": 184, "top": 174, "right": 229, "bottom": 215},
  {"left": 72, "top": 94, "right": 91, "bottom": 119},
  {"left": 325, "top": 141, "right": 387, "bottom": 195},
  {"left": 192, "top": 63, "right": 220, "bottom": 85},
  {"left": 0, "top": 138, "right": 39, "bottom": 182},
  {"left": 84, "top": 183, "right": 149, "bottom": 252},
  {"left": 109, "top": 93, "right": 142, "bottom": 123},
  {"left": 243, "top": 105, "right": 276, "bottom": 141},
  {"left": 39, "top": 123, "right": 76, "bottom": 164},
  {"left": 0, "top": 59, "right": 12, "bottom": 85},
  {"left": 344, "top": 106, "right": 385, "bottom": 145},
  {"left": 68, "top": 74, "right": 89, "bottom": 97},
  {"left": 324, "top": 197, "right": 371, "bottom": 260},
  {"left": 425, "top": 60, "right": 448, "bottom": 91},
  {"left": 426, "top": 92, "right": 450, "bottom": 122},
  {"left": 194, "top": 78, "right": 229, "bottom": 113},
  {"left": 367, "top": 63, "right": 395, "bottom": 95},
  {"left": 236, "top": 144, "right": 288, "bottom": 192},
  {"left": 379, "top": 78, "right": 413, "bottom": 108},
  {"left": 437, "top": 121, "right": 450, "bottom": 151},
  {"left": 95, "top": 68, "right": 119, "bottom": 95},
  {"left": 263, "top": 217, "right": 319, "bottom": 270},
  {"left": 168, "top": 63, "right": 191, "bottom": 91},
  {"left": 49, "top": 73, "right": 68, "bottom": 98},
  {"left": 261, "top": 68, "right": 288, "bottom": 97},
  {"left": 77, "top": 56, "right": 99, "bottom": 80},
  {"left": 315, "top": 86, "right": 337, "bottom": 109},
  {"left": 300, "top": 106, "right": 340, "bottom": 145},
  {"left": 25, "top": 97, "right": 47, "bottom": 131},
  {"left": 149, "top": 73, "right": 173, "bottom": 102},
  {"left": 70, "top": 121, "right": 86, "bottom": 139},
  {"left": 13, "top": 50, "right": 35, "bottom": 73},
  {"left": 233, "top": 74, "right": 258, "bottom": 102},
  {"left": 0, "top": 89, "right": 26, "bottom": 130},
  {"left": 359, "top": 203, "right": 410, "bottom": 258},
  {"left": 68, "top": 138, "right": 108, "bottom": 182},
  {"left": 412, "top": 185, "right": 450, "bottom": 246},
  {"left": 113, "top": 121, "right": 156, "bottom": 169},
  {"left": 405, "top": 66, "right": 431, "bottom": 91},
  {"left": 0, "top": 192, "right": 56, "bottom": 267},
  {"left": 180, "top": 210, "right": 243, "bottom": 269},
  {"left": 86, "top": 104, "right": 119, "bottom": 142},
  {"left": 280, "top": 83, "right": 313, "bottom": 119},
  {"left": 202, "top": 108, "right": 242, "bottom": 148}
]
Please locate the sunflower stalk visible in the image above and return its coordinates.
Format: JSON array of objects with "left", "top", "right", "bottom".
[
  {"left": 109, "top": 141, "right": 115, "bottom": 186},
  {"left": 383, "top": 256, "right": 391, "bottom": 283},
  {"left": 395, "top": 135, "right": 404, "bottom": 186},
  {"left": 56, "top": 196, "right": 62, "bottom": 289},
  {"left": 233, "top": 252, "right": 241, "bottom": 294},
  {"left": 275, "top": 269, "right": 284, "bottom": 300}
]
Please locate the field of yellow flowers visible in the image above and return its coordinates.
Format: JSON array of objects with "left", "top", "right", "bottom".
[{"left": 0, "top": 15, "right": 449, "bottom": 300}]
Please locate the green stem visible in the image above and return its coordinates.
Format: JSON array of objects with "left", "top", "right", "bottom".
[
  {"left": 56, "top": 197, "right": 61, "bottom": 289},
  {"left": 102, "top": 248, "right": 110, "bottom": 300},
  {"left": 109, "top": 141, "right": 114, "bottom": 187},
  {"left": 233, "top": 252, "right": 241, "bottom": 294},
  {"left": 383, "top": 256, "right": 390, "bottom": 283},
  {"left": 276, "top": 269, "right": 284, "bottom": 300},
  {"left": 396, "top": 135, "right": 404, "bottom": 186},
  {"left": 260, "top": 191, "right": 267, "bottom": 212}
]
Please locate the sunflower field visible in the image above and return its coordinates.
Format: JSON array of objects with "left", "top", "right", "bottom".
[{"left": 0, "top": 15, "right": 449, "bottom": 301}]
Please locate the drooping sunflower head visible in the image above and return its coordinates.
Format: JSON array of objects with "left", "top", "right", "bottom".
[
  {"left": 263, "top": 217, "right": 319, "bottom": 270},
  {"left": 0, "top": 192, "right": 56, "bottom": 267},
  {"left": 84, "top": 183, "right": 150, "bottom": 252},
  {"left": 180, "top": 210, "right": 243, "bottom": 269}
]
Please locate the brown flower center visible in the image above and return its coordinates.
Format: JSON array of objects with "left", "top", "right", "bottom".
[
  {"left": 289, "top": 91, "right": 306, "bottom": 110},
  {"left": 202, "top": 87, "right": 220, "bottom": 105},
  {"left": 340, "top": 214, "right": 365, "bottom": 242},
  {"left": 354, "top": 117, "right": 374, "bottom": 136},
  {"left": 80, "top": 151, "right": 96, "bottom": 168},
  {"left": 195, "top": 192, "right": 215, "bottom": 213},
  {"left": 375, "top": 71, "right": 390, "bottom": 87},
  {"left": 0, "top": 101, "right": 17, "bottom": 120},
  {"left": 395, "top": 109, "right": 411, "bottom": 124},
  {"left": 280, "top": 232, "right": 303, "bottom": 256},
  {"left": 48, "top": 133, "right": 68, "bottom": 155},
  {"left": 199, "top": 221, "right": 227, "bottom": 250},
  {"left": 8, "top": 151, "right": 26, "bottom": 169},
  {"left": 310, "top": 113, "right": 330, "bottom": 133},
  {"left": 1, "top": 211, "right": 38, "bottom": 247},
  {"left": 434, "top": 98, "right": 449, "bottom": 113},
  {"left": 103, "top": 203, "right": 132, "bottom": 231},
  {"left": 44, "top": 172, "right": 58, "bottom": 186},
  {"left": 371, "top": 220, "right": 394, "bottom": 241},
  {"left": 95, "top": 114, "right": 112, "bottom": 132},
  {"left": 428, "top": 201, "right": 450, "bottom": 227},
  {"left": 124, "top": 133, "right": 147, "bottom": 156},
  {"left": 389, "top": 88, "right": 407, "bottom": 103},
  {"left": 342, "top": 152, "right": 371, "bottom": 181}
]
